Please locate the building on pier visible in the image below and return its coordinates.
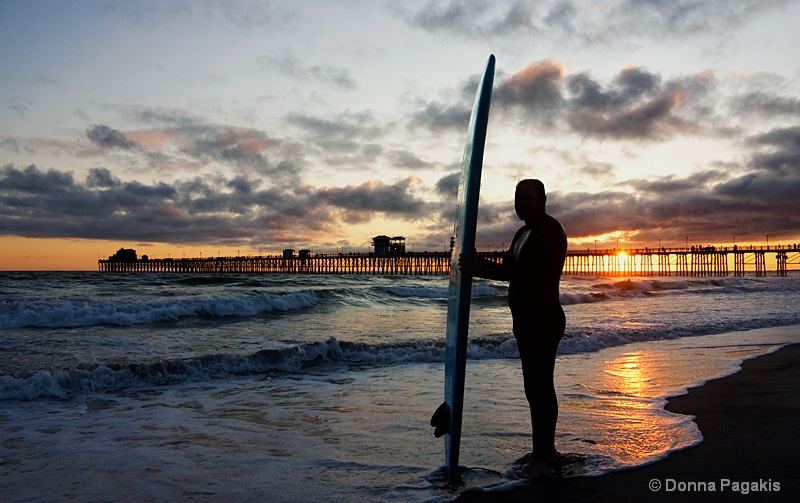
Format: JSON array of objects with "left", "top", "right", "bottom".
[
  {"left": 109, "top": 248, "right": 138, "bottom": 262},
  {"left": 372, "top": 235, "right": 406, "bottom": 256}
]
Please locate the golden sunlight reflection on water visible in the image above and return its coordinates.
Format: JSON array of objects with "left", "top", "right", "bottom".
[
  {"left": 556, "top": 332, "right": 790, "bottom": 469},
  {"left": 596, "top": 351, "right": 684, "bottom": 461},
  {"left": 603, "top": 351, "right": 651, "bottom": 397},
  {"left": 558, "top": 347, "right": 718, "bottom": 467}
]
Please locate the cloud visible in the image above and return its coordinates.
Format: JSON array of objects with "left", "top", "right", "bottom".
[
  {"left": 308, "top": 65, "right": 357, "bottom": 90},
  {"left": 181, "top": 127, "right": 280, "bottom": 175},
  {"left": 396, "top": 0, "right": 789, "bottom": 44},
  {"left": 317, "top": 177, "right": 428, "bottom": 215},
  {"left": 82, "top": 106, "right": 428, "bottom": 202},
  {"left": 568, "top": 67, "right": 661, "bottom": 110},
  {"left": 411, "top": 60, "right": 564, "bottom": 132},
  {"left": 1, "top": 138, "right": 22, "bottom": 154},
  {"left": 567, "top": 86, "right": 681, "bottom": 139},
  {"left": 747, "top": 126, "right": 800, "bottom": 175},
  {"left": 103, "top": 0, "right": 284, "bottom": 30},
  {"left": 411, "top": 102, "right": 471, "bottom": 132},
  {"left": 414, "top": 61, "right": 717, "bottom": 140},
  {"left": 285, "top": 111, "right": 392, "bottom": 169},
  {"left": 86, "top": 167, "right": 121, "bottom": 188},
  {"left": 578, "top": 162, "right": 616, "bottom": 181},
  {"left": 494, "top": 60, "right": 565, "bottom": 119},
  {"left": 435, "top": 171, "right": 460, "bottom": 196},
  {"left": 0, "top": 164, "right": 74, "bottom": 195},
  {"left": 86, "top": 125, "right": 142, "bottom": 151},
  {"left": 397, "top": 0, "right": 490, "bottom": 35},
  {"left": 0, "top": 164, "right": 436, "bottom": 248},
  {"left": 82, "top": 112, "right": 303, "bottom": 182},
  {"left": 264, "top": 54, "right": 357, "bottom": 90},
  {"left": 730, "top": 92, "right": 800, "bottom": 117},
  {"left": 287, "top": 111, "right": 382, "bottom": 141},
  {"left": 5, "top": 97, "right": 32, "bottom": 116},
  {"left": 552, "top": 148, "right": 800, "bottom": 246},
  {"left": 386, "top": 150, "right": 437, "bottom": 170},
  {"left": 608, "top": 0, "right": 788, "bottom": 39},
  {"left": 0, "top": 164, "right": 176, "bottom": 240},
  {"left": 131, "top": 106, "right": 199, "bottom": 128},
  {"left": 564, "top": 67, "right": 717, "bottom": 139}
]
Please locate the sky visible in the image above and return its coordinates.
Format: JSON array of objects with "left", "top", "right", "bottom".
[{"left": 2, "top": 0, "right": 800, "bottom": 270}]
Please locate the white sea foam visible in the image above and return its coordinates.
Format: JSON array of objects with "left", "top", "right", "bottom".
[
  {"left": 4, "top": 319, "right": 800, "bottom": 401},
  {"left": 0, "top": 290, "right": 318, "bottom": 329}
]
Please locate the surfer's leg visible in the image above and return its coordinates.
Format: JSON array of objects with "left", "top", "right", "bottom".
[
  {"left": 517, "top": 344, "right": 558, "bottom": 478},
  {"left": 521, "top": 341, "right": 558, "bottom": 459},
  {"left": 515, "top": 309, "right": 565, "bottom": 462}
]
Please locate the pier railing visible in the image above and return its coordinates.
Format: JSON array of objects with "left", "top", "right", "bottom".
[{"left": 99, "top": 245, "right": 799, "bottom": 276}]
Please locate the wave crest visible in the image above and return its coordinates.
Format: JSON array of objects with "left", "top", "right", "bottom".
[{"left": 0, "top": 291, "right": 318, "bottom": 329}]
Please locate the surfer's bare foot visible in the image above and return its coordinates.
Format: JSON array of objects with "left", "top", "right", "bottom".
[{"left": 524, "top": 458, "right": 552, "bottom": 479}]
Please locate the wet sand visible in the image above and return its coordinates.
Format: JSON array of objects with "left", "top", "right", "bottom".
[{"left": 458, "top": 343, "right": 800, "bottom": 502}]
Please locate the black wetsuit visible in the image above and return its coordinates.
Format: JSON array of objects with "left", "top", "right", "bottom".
[{"left": 480, "top": 212, "right": 567, "bottom": 459}]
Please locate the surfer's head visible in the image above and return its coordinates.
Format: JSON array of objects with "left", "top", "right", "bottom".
[{"left": 515, "top": 179, "right": 546, "bottom": 223}]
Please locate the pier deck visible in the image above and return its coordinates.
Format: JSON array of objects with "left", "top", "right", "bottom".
[{"left": 99, "top": 246, "right": 800, "bottom": 277}]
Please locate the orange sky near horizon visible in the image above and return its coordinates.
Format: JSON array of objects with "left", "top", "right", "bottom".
[
  {"left": 0, "top": 237, "right": 267, "bottom": 271},
  {"left": 2, "top": 235, "right": 791, "bottom": 272}
]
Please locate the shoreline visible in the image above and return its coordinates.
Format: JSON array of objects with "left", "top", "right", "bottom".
[{"left": 458, "top": 343, "right": 800, "bottom": 502}]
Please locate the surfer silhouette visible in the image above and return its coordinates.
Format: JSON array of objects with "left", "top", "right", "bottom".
[{"left": 459, "top": 179, "right": 567, "bottom": 477}]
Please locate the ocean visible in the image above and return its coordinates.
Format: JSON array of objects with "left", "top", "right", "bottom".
[{"left": 2, "top": 271, "right": 799, "bottom": 502}]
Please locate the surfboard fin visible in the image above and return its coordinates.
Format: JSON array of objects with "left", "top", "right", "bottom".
[{"left": 430, "top": 402, "right": 451, "bottom": 438}]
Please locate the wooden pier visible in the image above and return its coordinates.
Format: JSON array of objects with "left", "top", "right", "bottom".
[
  {"left": 99, "top": 252, "right": 452, "bottom": 275},
  {"left": 99, "top": 246, "right": 799, "bottom": 277}
]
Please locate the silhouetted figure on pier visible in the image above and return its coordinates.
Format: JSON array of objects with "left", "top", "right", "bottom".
[{"left": 459, "top": 179, "right": 567, "bottom": 477}]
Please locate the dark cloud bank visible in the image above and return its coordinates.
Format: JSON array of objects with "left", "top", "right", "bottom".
[
  {"left": 3, "top": 114, "right": 799, "bottom": 251},
  {"left": 0, "top": 164, "right": 432, "bottom": 249},
  {"left": 417, "top": 61, "right": 715, "bottom": 141}
]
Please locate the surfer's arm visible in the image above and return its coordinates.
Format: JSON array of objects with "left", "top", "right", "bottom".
[
  {"left": 477, "top": 253, "right": 510, "bottom": 280},
  {"left": 459, "top": 252, "right": 510, "bottom": 280}
]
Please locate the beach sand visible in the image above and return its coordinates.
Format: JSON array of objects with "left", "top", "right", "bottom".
[{"left": 458, "top": 343, "right": 800, "bottom": 502}]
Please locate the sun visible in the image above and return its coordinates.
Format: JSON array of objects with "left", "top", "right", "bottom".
[{"left": 617, "top": 251, "right": 628, "bottom": 260}]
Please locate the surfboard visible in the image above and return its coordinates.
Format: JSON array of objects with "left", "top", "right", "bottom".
[{"left": 431, "top": 54, "right": 495, "bottom": 484}]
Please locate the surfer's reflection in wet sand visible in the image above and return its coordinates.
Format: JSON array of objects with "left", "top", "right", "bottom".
[{"left": 459, "top": 179, "right": 568, "bottom": 478}]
